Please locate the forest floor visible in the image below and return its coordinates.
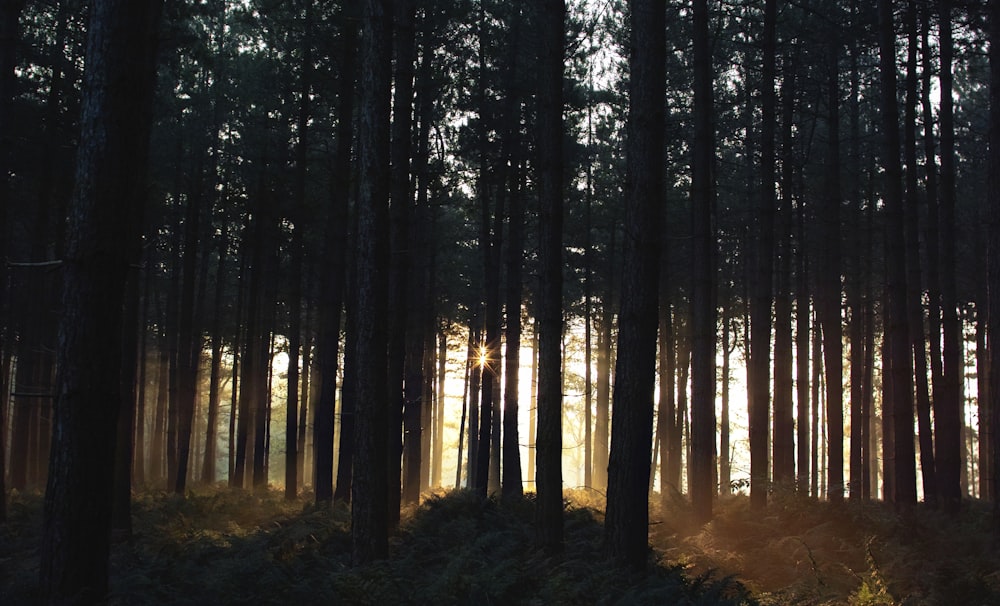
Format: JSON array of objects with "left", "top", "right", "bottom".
[{"left": 1, "top": 487, "right": 998, "bottom": 605}]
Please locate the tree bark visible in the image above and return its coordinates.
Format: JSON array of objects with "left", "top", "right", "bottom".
[
  {"left": 534, "top": 0, "right": 565, "bottom": 555},
  {"left": 937, "top": 0, "right": 964, "bottom": 516},
  {"left": 689, "top": 0, "right": 717, "bottom": 523},
  {"left": 879, "top": 0, "right": 918, "bottom": 507},
  {"left": 351, "top": 0, "right": 393, "bottom": 564},
  {"left": 40, "top": 0, "right": 163, "bottom": 600},
  {"left": 605, "top": 0, "right": 664, "bottom": 569}
]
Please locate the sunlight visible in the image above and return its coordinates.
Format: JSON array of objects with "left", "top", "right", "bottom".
[{"left": 477, "top": 346, "right": 489, "bottom": 370}]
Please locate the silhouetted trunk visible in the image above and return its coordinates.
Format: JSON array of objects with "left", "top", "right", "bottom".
[
  {"left": 773, "top": 15, "right": 794, "bottom": 489},
  {"left": 937, "top": 0, "right": 963, "bottom": 516},
  {"left": 351, "top": 0, "right": 392, "bottom": 564},
  {"left": 594, "top": 233, "right": 615, "bottom": 492},
  {"left": 988, "top": 0, "right": 1000, "bottom": 533},
  {"left": 388, "top": 0, "right": 416, "bottom": 522},
  {"left": 720, "top": 300, "right": 733, "bottom": 494},
  {"left": 903, "top": 0, "right": 937, "bottom": 505},
  {"left": 879, "top": 0, "right": 917, "bottom": 508},
  {"left": 40, "top": 0, "right": 162, "bottom": 600},
  {"left": 535, "top": 0, "right": 565, "bottom": 555},
  {"left": 796, "top": 168, "right": 811, "bottom": 493},
  {"left": 203, "top": 233, "right": 227, "bottom": 484},
  {"left": 502, "top": 8, "right": 525, "bottom": 501},
  {"left": 467, "top": 320, "right": 482, "bottom": 487},
  {"left": 819, "top": 29, "right": 846, "bottom": 502},
  {"left": 847, "top": 0, "right": 865, "bottom": 500},
  {"left": 749, "top": 0, "right": 776, "bottom": 510},
  {"left": 605, "top": 0, "right": 663, "bottom": 568},
  {"left": 315, "top": 6, "right": 356, "bottom": 503},
  {"left": 689, "top": 0, "right": 717, "bottom": 522},
  {"left": 0, "top": 0, "right": 26, "bottom": 524}
]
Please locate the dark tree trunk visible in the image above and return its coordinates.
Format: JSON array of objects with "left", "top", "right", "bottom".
[
  {"left": 605, "top": 0, "right": 664, "bottom": 569},
  {"left": 689, "top": 0, "right": 717, "bottom": 523},
  {"left": 315, "top": 6, "right": 356, "bottom": 503},
  {"left": 174, "top": 175, "right": 203, "bottom": 495},
  {"left": 351, "top": 0, "right": 392, "bottom": 564},
  {"left": 819, "top": 30, "right": 845, "bottom": 503},
  {"left": 467, "top": 319, "right": 482, "bottom": 487},
  {"left": 0, "top": 0, "right": 26, "bottom": 524},
  {"left": 749, "top": 0, "right": 776, "bottom": 509},
  {"left": 720, "top": 301, "right": 732, "bottom": 494},
  {"left": 502, "top": 7, "right": 525, "bottom": 502},
  {"left": 388, "top": 0, "right": 415, "bottom": 522},
  {"left": 989, "top": 0, "right": 1000, "bottom": 533},
  {"left": 773, "top": 44, "right": 796, "bottom": 489},
  {"left": 903, "top": 0, "right": 937, "bottom": 506},
  {"left": 937, "top": 0, "right": 963, "bottom": 516},
  {"left": 285, "top": 0, "right": 313, "bottom": 501},
  {"left": 534, "top": 0, "right": 565, "bottom": 555},
  {"left": 879, "top": 0, "right": 918, "bottom": 507},
  {"left": 847, "top": 0, "right": 865, "bottom": 500},
  {"left": 39, "top": 0, "right": 162, "bottom": 600},
  {"left": 202, "top": 232, "right": 227, "bottom": 484}
]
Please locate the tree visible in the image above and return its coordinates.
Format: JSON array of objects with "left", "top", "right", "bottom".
[
  {"left": 604, "top": 0, "right": 664, "bottom": 569},
  {"left": 749, "top": 0, "right": 776, "bottom": 509},
  {"left": 0, "top": 0, "right": 28, "bottom": 525},
  {"left": 535, "top": 0, "right": 565, "bottom": 554},
  {"left": 351, "top": 0, "right": 393, "bottom": 564},
  {"left": 689, "top": 0, "right": 717, "bottom": 522},
  {"left": 989, "top": 0, "right": 1000, "bottom": 537},
  {"left": 878, "top": 0, "right": 918, "bottom": 508},
  {"left": 39, "top": 0, "right": 163, "bottom": 600},
  {"left": 937, "top": 0, "right": 964, "bottom": 516}
]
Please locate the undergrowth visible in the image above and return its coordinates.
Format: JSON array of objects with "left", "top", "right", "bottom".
[
  {"left": 4, "top": 485, "right": 997, "bottom": 605},
  {"left": 1, "top": 487, "right": 752, "bottom": 605}
]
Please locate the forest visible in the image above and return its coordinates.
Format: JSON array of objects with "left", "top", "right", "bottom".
[{"left": 3, "top": 0, "right": 1000, "bottom": 603}]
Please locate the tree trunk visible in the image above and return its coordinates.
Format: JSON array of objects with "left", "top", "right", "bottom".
[
  {"left": 351, "top": 0, "right": 393, "bottom": 564},
  {"left": 937, "top": 0, "right": 964, "bottom": 516},
  {"left": 990, "top": 0, "right": 1000, "bottom": 533},
  {"left": 605, "top": 0, "right": 663, "bottom": 568},
  {"left": 749, "top": 0, "right": 776, "bottom": 509},
  {"left": 203, "top": 232, "right": 227, "bottom": 484},
  {"left": 535, "top": 0, "right": 565, "bottom": 555},
  {"left": 501, "top": 8, "right": 525, "bottom": 501},
  {"left": 878, "top": 0, "right": 918, "bottom": 507},
  {"left": 315, "top": 5, "right": 356, "bottom": 503},
  {"left": 388, "top": 0, "right": 416, "bottom": 523},
  {"left": 903, "top": 0, "right": 937, "bottom": 505},
  {"left": 689, "top": 0, "right": 717, "bottom": 522},
  {"left": 40, "top": 0, "right": 163, "bottom": 600}
]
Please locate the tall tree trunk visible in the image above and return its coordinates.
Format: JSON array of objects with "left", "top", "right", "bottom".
[
  {"left": 818, "top": 30, "right": 845, "bottom": 502},
  {"left": 0, "top": 0, "right": 27, "bottom": 524},
  {"left": 594, "top": 232, "right": 615, "bottom": 492},
  {"left": 502, "top": 8, "right": 525, "bottom": 500},
  {"left": 989, "top": 0, "right": 1000, "bottom": 533},
  {"left": 879, "top": 0, "right": 918, "bottom": 507},
  {"left": 903, "top": 0, "right": 937, "bottom": 505},
  {"left": 388, "top": 0, "right": 416, "bottom": 523},
  {"left": 40, "top": 0, "right": 163, "bottom": 600},
  {"left": 315, "top": 6, "right": 357, "bottom": 503},
  {"left": 847, "top": 0, "right": 865, "bottom": 500},
  {"left": 605, "top": 0, "right": 663, "bottom": 568},
  {"left": 690, "top": 0, "right": 717, "bottom": 522},
  {"left": 202, "top": 232, "right": 227, "bottom": 484},
  {"left": 535, "top": 0, "right": 565, "bottom": 555},
  {"left": 937, "top": 0, "right": 963, "bottom": 516},
  {"left": 749, "top": 0, "right": 776, "bottom": 509},
  {"left": 773, "top": 22, "right": 795, "bottom": 489},
  {"left": 351, "top": 0, "right": 393, "bottom": 564}
]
